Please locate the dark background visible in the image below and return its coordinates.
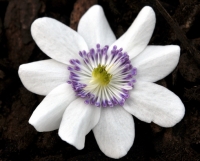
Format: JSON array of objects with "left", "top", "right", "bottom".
[{"left": 0, "top": 0, "right": 200, "bottom": 160}]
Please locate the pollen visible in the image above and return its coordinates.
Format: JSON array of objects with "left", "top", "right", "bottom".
[{"left": 92, "top": 64, "right": 112, "bottom": 86}]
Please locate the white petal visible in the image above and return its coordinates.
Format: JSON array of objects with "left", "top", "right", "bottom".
[
  {"left": 78, "top": 5, "right": 116, "bottom": 48},
  {"left": 93, "top": 106, "right": 134, "bottom": 159},
  {"left": 59, "top": 98, "right": 101, "bottom": 150},
  {"left": 18, "top": 59, "right": 68, "bottom": 95},
  {"left": 29, "top": 83, "right": 76, "bottom": 132},
  {"left": 31, "top": 17, "right": 88, "bottom": 64},
  {"left": 108, "top": 6, "right": 155, "bottom": 59},
  {"left": 131, "top": 45, "right": 180, "bottom": 82},
  {"left": 124, "top": 81, "right": 185, "bottom": 127}
]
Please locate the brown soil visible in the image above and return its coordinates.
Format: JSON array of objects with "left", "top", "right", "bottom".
[{"left": 0, "top": 0, "right": 200, "bottom": 160}]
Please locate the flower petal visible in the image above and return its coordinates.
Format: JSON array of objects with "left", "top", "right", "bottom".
[
  {"left": 93, "top": 106, "right": 134, "bottom": 159},
  {"left": 18, "top": 59, "right": 68, "bottom": 95},
  {"left": 31, "top": 17, "right": 88, "bottom": 64},
  {"left": 78, "top": 5, "right": 116, "bottom": 49},
  {"left": 131, "top": 45, "right": 180, "bottom": 82},
  {"left": 29, "top": 83, "right": 76, "bottom": 132},
  {"left": 108, "top": 6, "right": 155, "bottom": 59},
  {"left": 124, "top": 81, "right": 185, "bottom": 127},
  {"left": 58, "top": 98, "right": 101, "bottom": 150}
]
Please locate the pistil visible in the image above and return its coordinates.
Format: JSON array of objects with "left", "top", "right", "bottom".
[{"left": 92, "top": 64, "right": 112, "bottom": 86}]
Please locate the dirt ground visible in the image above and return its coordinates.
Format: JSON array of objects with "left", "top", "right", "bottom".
[{"left": 0, "top": 0, "right": 200, "bottom": 160}]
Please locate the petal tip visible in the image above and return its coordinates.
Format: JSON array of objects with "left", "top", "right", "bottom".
[
  {"left": 140, "top": 6, "right": 156, "bottom": 22},
  {"left": 143, "top": 6, "right": 153, "bottom": 10},
  {"left": 18, "top": 63, "right": 41, "bottom": 95},
  {"left": 102, "top": 147, "right": 129, "bottom": 159},
  {"left": 173, "top": 45, "right": 181, "bottom": 54},
  {"left": 142, "top": 6, "right": 154, "bottom": 14},
  {"left": 18, "top": 64, "right": 28, "bottom": 88},
  {"left": 31, "top": 17, "right": 53, "bottom": 39},
  {"left": 167, "top": 45, "right": 181, "bottom": 58},
  {"left": 31, "top": 17, "right": 49, "bottom": 26},
  {"left": 83, "top": 5, "right": 104, "bottom": 18},
  {"left": 165, "top": 102, "right": 185, "bottom": 128},
  {"left": 58, "top": 130, "right": 84, "bottom": 150},
  {"left": 90, "top": 4, "right": 103, "bottom": 11},
  {"left": 18, "top": 64, "right": 24, "bottom": 76},
  {"left": 31, "top": 18, "right": 43, "bottom": 34},
  {"left": 28, "top": 117, "right": 43, "bottom": 132}
]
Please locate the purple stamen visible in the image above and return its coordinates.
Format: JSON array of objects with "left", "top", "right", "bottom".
[
  {"left": 67, "top": 44, "right": 137, "bottom": 108},
  {"left": 118, "top": 98, "right": 125, "bottom": 106},
  {"left": 85, "top": 99, "right": 90, "bottom": 104},
  {"left": 108, "top": 101, "right": 113, "bottom": 107},
  {"left": 105, "top": 45, "right": 109, "bottom": 50},
  {"left": 90, "top": 48, "right": 95, "bottom": 55},
  {"left": 128, "top": 81, "right": 134, "bottom": 87},
  {"left": 67, "top": 66, "right": 73, "bottom": 71},
  {"left": 74, "top": 66, "right": 81, "bottom": 71},
  {"left": 75, "top": 59, "right": 80, "bottom": 64},
  {"left": 87, "top": 93, "right": 91, "bottom": 98},
  {"left": 112, "top": 98, "right": 118, "bottom": 106},
  {"left": 119, "top": 48, "right": 123, "bottom": 52},
  {"left": 70, "top": 72, "right": 78, "bottom": 77},
  {"left": 83, "top": 50, "right": 87, "bottom": 56},
  {"left": 67, "top": 81, "right": 72, "bottom": 84},
  {"left": 95, "top": 102, "right": 100, "bottom": 107},
  {"left": 84, "top": 58, "right": 89, "bottom": 64},
  {"left": 90, "top": 97, "right": 96, "bottom": 105},
  {"left": 70, "top": 59, "right": 76, "bottom": 65},
  {"left": 124, "top": 74, "right": 132, "bottom": 80},
  {"left": 131, "top": 68, "right": 137, "bottom": 75},
  {"left": 113, "top": 45, "right": 117, "bottom": 50},
  {"left": 79, "top": 51, "right": 83, "bottom": 57},
  {"left": 102, "top": 101, "right": 107, "bottom": 107}
]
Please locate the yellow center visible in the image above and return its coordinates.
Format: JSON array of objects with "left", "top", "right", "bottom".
[{"left": 92, "top": 65, "right": 112, "bottom": 86}]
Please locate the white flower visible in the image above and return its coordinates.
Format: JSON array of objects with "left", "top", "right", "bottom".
[{"left": 18, "top": 5, "right": 185, "bottom": 159}]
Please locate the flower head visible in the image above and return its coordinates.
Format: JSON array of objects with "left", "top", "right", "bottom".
[{"left": 18, "top": 5, "right": 185, "bottom": 159}]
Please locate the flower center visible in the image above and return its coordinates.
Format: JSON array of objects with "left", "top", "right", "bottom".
[
  {"left": 92, "top": 64, "right": 112, "bottom": 86},
  {"left": 67, "top": 44, "right": 137, "bottom": 107}
]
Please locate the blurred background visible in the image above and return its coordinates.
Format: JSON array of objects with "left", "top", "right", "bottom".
[{"left": 0, "top": 0, "right": 200, "bottom": 160}]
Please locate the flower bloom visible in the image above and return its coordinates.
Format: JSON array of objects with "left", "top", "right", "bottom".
[{"left": 18, "top": 5, "right": 185, "bottom": 159}]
